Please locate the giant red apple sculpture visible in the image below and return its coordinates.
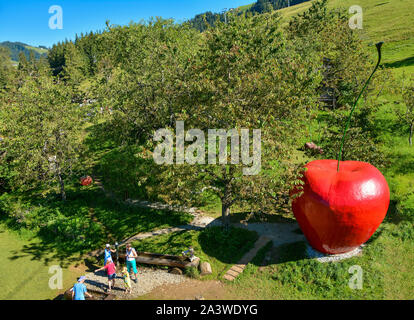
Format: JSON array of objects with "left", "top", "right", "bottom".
[
  {"left": 292, "top": 42, "right": 389, "bottom": 255},
  {"left": 292, "top": 160, "right": 390, "bottom": 254}
]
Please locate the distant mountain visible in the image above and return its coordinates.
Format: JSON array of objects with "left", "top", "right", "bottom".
[{"left": 0, "top": 41, "right": 48, "bottom": 62}]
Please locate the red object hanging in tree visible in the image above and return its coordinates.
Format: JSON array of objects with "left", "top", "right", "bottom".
[
  {"left": 291, "top": 160, "right": 390, "bottom": 255},
  {"left": 80, "top": 176, "right": 93, "bottom": 186}
]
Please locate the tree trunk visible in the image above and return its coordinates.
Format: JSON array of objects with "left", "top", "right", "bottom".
[
  {"left": 55, "top": 159, "right": 66, "bottom": 201},
  {"left": 410, "top": 122, "right": 413, "bottom": 147},
  {"left": 58, "top": 172, "right": 66, "bottom": 201},
  {"left": 220, "top": 166, "right": 234, "bottom": 231},
  {"left": 221, "top": 200, "right": 231, "bottom": 231}
]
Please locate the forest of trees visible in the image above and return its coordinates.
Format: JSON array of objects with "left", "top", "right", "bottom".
[
  {"left": 0, "top": 1, "right": 402, "bottom": 226},
  {"left": 0, "top": 1, "right": 310, "bottom": 62}
]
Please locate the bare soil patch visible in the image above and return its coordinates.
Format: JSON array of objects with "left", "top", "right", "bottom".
[{"left": 139, "top": 279, "right": 239, "bottom": 300}]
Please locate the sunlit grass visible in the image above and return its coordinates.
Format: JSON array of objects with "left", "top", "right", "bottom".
[
  {"left": 230, "top": 222, "right": 414, "bottom": 300},
  {"left": 0, "top": 225, "right": 84, "bottom": 300}
]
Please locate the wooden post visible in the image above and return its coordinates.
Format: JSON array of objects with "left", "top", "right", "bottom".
[{"left": 115, "top": 242, "right": 119, "bottom": 267}]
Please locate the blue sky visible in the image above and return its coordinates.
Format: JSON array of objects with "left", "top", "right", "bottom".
[{"left": 0, "top": 0, "right": 253, "bottom": 47}]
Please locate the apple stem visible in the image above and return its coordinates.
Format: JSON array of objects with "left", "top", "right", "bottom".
[{"left": 337, "top": 42, "right": 384, "bottom": 172}]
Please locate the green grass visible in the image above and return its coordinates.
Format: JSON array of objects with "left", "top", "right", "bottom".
[
  {"left": 276, "top": 0, "right": 414, "bottom": 73},
  {"left": 0, "top": 224, "right": 84, "bottom": 300},
  {"left": 374, "top": 99, "right": 414, "bottom": 221},
  {"left": 0, "top": 185, "right": 193, "bottom": 265},
  {"left": 230, "top": 221, "right": 414, "bottom": 299},
  {"left": 275, "top": 0, "right": 414, "bottom": 42},
  {"left": 130, "top": 227, "right": 259, "bottom": 280},
  {"left": 24, "top": 45, "right": 48, "bottom": 55},
  {"left": 238, "top": 3, "right": 254, "bottom": 12}
]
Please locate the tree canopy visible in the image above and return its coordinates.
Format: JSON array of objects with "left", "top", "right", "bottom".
[{"left": 0, "top": 0, "right": 383, "bottom": 227}]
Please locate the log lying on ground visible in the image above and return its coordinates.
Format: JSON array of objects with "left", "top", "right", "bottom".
[{"left": 119, "top": 252, "right": 200, "bottom": 269}]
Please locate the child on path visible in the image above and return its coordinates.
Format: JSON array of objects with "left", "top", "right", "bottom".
[
  {"left": 95, "top": 257, "right": 117, "bottom": 292},
  {"left": 121, "top": 267, "right": 132, "bottom": 294},
  {"left": 71, "top": 276, "right": 93, "bottom": 300}
]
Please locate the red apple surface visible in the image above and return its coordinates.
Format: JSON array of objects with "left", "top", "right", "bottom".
[{"left": 292, "top": 160, "right": 390, "bottom": 255}]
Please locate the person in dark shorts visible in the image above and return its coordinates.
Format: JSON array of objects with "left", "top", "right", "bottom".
[{"left": 95, "top": 257, "right": 117, "bottom": 292}]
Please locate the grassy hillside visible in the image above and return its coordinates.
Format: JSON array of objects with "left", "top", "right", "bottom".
[
  {"left": 276, "top": 0, "right": 414, "bottom": 67},
  {"left": 0, "top": 41, "right": 48, "bottom": 62}
]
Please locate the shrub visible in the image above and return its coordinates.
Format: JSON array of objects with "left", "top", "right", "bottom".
[{"left": 184, "top": 266, "right": 200, "bottom": 279}]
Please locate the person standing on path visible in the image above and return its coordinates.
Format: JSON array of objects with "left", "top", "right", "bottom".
[
  {"left": 125, "top": 243, "right": 138, "bottom": 283},
  {"left": 104, "top": 243, "right": 116, "bottom": 266},
  {"left": 71, "top": 276, "right": 93, "bottom": 300},
  {"left": 95, "top": 257, "right": 117, "bottom": 292}
]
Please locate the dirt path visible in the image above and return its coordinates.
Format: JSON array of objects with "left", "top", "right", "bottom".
[
  {"left": 92, "top": 178, "right": 305, "bottom": 249},
  {"left": 86, "top": 180, "right": 306, "bottom": 300},
  {"left": 83, "top": 266, "right": 188, "bottom": 300},
  {"left": 139, "top": 279, "right": 239, "bottom": 300}
]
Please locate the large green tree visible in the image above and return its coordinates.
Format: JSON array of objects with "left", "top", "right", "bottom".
[
  {"left": 94, "top": 18, "right": 201, "bottom": 144},
  {"left": 141, "top": 13, "right": 322, "bottom": 228},
  {"left": 0, "top": 65, "right": 85, "bottom": 200},
  {"left": 396, "top": 81, "right": 414, "bottom": 147}
]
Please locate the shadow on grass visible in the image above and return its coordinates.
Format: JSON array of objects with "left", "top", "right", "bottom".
[
  {"left": 387, "top": 151, "right": 414, "bottom": 176},
  {"left": 230, "top": 211, "right": 295, "bottom": 224},
  {"left": 197, "top": 226, "right": 258, "bottom": 265},
  {"left": 384, "top": 56, "right": 414, "bottom": 69},
  {"left": 84, "top": 122, "right": 168, "bottom": 202},
  {"left": 129, "top": 225, "right": 259, "bottom": 272},
  {"left": 3, "top": 187, "right": 193, "bottom": 268}
]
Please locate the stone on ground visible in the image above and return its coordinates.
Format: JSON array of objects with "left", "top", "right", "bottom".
[
  {"left": 169, "top": 267, "right": 183, "bottom": 275},
  {"left": 199, "top": 262, "right": 212, "bottom": 276},
  {"left": 223, "top": 236, "right": 272, "bottom": 281}
]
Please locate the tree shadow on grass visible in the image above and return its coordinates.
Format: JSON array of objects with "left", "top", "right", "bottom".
[
  {"left": 4, "top": 188, "right": 193, "bottom": 268},
  {"left": 84, "top": 122, "right": 169, "bottom": 202},
  {"left": 387, "top": 152, "right": 414, "bottom": 176},
  {"left": 384, "top": 56, "right": 414, "bottom": 69},
  {"left": 230, "top": 211, "right": 296, "bottom": 224},
  {"left": 129, "top": 225, "right": 259, "bottom": 270},
  {"left": 252, "top": 241, "right": 309, "bottom": 268}
]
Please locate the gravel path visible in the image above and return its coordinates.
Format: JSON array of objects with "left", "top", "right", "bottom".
[
  {"left": 92, "top": 179, "right": 302, "bottom": 250},
  {"left": 306, "top": 244, "right": 364, "bottom": 263},
  {"left": 84, "top": 267, "right": 188, "bottom": 300}
]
